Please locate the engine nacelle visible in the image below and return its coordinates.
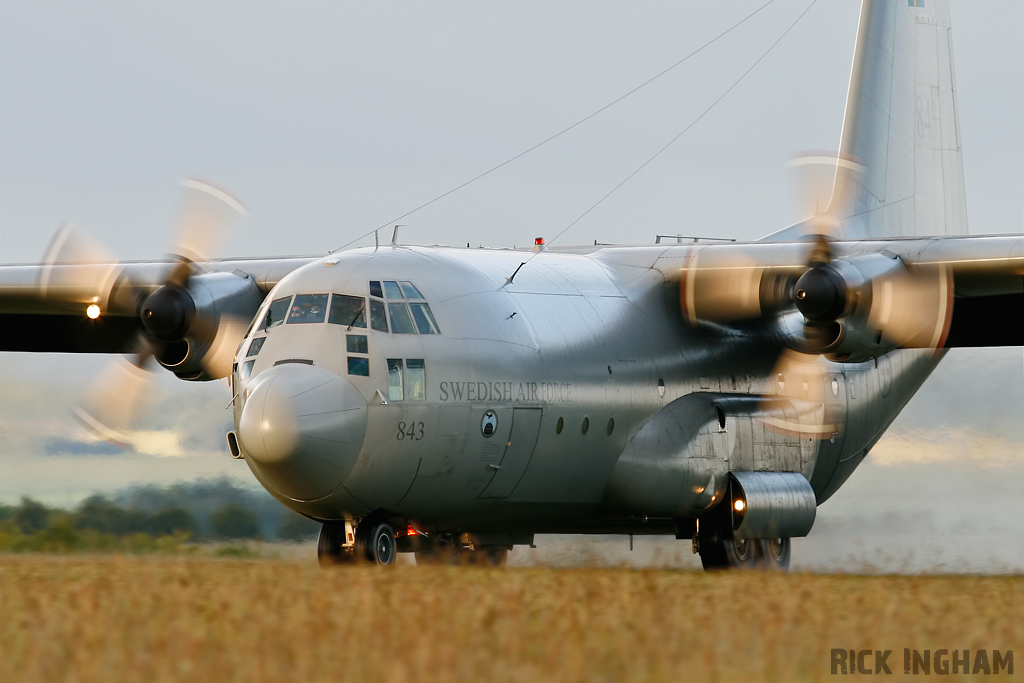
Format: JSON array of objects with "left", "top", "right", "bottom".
[
  {"left": 147, "top": 271, "right": 264, "bottom": 380},
  {"left": 793, "top": 251, "right": 910, "bottom": 362}
]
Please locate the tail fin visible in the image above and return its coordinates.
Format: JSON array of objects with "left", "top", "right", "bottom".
[{"left": 833, "top": 0, "right": 969, "bottom": 238}]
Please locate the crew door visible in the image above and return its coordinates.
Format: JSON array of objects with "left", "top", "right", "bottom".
[{"left": 478, "top": 408, "right": 542, "bottom": 499}]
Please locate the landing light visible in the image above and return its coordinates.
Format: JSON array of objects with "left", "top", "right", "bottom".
[
  {"left": 734, "top": 500, "right": 746, "bottom": 512},
  {"left": 86, "top": 304, "right": 101, "bottom": 319}
]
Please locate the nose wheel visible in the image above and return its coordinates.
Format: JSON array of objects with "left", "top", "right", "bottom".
[
  {"left": 318, "top": 517, "right": 397, "bottom": 566},
  {"left": 362, "top": 521, "right": 397, "bottom": 566},
  {"left": 317, "top": 521, "right": 356, "bottom": 566}
]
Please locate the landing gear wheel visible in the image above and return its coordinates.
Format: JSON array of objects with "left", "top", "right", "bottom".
[
  {"left": 364, "top": 521, "right": 397, "bottom": 566},
  {"left": 699, "top": 536, "right": 763, "bottom": 570},
  {"left": 762, "top": 538, "right": 791, "bottom": 571},
  {"left": 698, "top": 537, "right": 791, "bottom": 570},
  {"left": 317, "top": 521, "right": 354, "bottom": 567}
]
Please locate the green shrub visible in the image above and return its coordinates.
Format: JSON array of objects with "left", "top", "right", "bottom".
[{"left": 210, "top": 504, "right": 260, "bottom": 540}]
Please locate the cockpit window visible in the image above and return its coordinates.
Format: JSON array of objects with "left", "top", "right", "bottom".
[
  {"left": 370, "top": 299, "right": 388, "bottom": 332},
  {"left": 260, "top": 296, "right": 292, "bottom": 330},
  {"left": 287, "top": 294, "right": 328, "bottom": 324},
  {"left": 408, "top": 303, "right": 440, "bottom": 335},
  {"left": 247, "top": 337, "right": 266, "bottom": 357},
  {"left": 367, "top": 279, "right": 439, "bottom": 335},
  {"left": 407, "top": 359, "right": 425, "bottom": 400},
  {"left": 399, "top": 281, "right": 423, "bottom": 299},
  {"left": 388, "top": 303, "right": 416, "bottom": 334},
  {"left": 328, "top": 294, "right": 366, "bottom": 328},
  {"left": 387, "top": 359, "right": 404, "bottom": 401}
]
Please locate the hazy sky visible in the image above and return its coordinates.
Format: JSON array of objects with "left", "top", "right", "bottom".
[{"left": 1, "top": 1, "right": 1022, "bottom": 569}]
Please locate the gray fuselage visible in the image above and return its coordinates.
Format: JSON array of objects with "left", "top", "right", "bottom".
[{"left": 231, "top": 244, "right": 937, "bottom": 535}]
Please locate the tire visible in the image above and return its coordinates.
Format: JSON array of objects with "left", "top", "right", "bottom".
[
  {"left": 317, "top": 521, "right": 354, "bottom": 567},
  {"left": 699, "top": 537, "right": 790, "bottom": 571},
  {"left": 364, "top": 521, "right": 397, "bottom": 566},
  {"left": 760, "top": 538, "right": 791, "bottom": 571}
]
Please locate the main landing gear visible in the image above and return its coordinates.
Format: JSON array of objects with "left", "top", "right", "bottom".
[
  {"left": 692, "top": 510, "right": 792, "bottom": 571},
  {"left": 697, "top": 536, "right": 791, "bottom": 570}
]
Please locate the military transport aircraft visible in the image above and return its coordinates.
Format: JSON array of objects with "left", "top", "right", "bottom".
[{"left": 1, "top": 0, "right": 1021, "bottom": 569}]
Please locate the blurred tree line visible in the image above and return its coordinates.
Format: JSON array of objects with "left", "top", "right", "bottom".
[{"left": 0, "top": 477, "right": 320, "bottom": 552}]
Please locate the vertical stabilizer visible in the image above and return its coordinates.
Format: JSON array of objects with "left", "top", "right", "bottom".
[{"left": 833, "top": 0, "right": 968, "bottom": 238}]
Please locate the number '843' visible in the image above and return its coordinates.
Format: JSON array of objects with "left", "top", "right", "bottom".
[{"left": 397, "top": 421, "right": 425, "bottom": 441}]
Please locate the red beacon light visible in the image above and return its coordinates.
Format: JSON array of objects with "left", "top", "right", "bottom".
[{"left": 533, "top": 237, "right": 545, "bottom": 252}]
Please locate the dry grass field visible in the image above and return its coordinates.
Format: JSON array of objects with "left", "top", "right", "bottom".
[{"left": 1, "top": 555, "right": 1020, "bottom": 683}]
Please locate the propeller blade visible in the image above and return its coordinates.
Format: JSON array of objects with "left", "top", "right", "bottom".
[
  {"left": 74, "top": 342, "right": 156, "bottom": 447},
  {"left": 788, "top": 151, "right": 866, "bottom": 239},
  {"left": 759, "top": 348, "right": 842, "bottom": 440},
  {"left": 38, "top": 224, "right": 122, "bottom": 310},
  {"left": 172, "top": 179, "right": 246, "bottom": 270},
  {"left": 200, "top": 315, "right": 250, "bottom": 380},
  {"left": 681, "top": 250, "right": 765, "bottom": 324},
  {"left": 868, "top": 263, "right": 953, "bottom": 350}
]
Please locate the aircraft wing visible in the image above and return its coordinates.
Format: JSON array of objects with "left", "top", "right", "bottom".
[
  {"left": 0, "top": 256, "right": 316, "bottom": 353},
  {"left": 644, "top": 233, "right": 1023, "bottom": 349}
]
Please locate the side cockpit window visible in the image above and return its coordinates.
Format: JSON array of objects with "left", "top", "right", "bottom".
[
  {"left": 260, "top": 296, "right": 292, "bottom": 331},
  {"left": 368, "top": 280, "right": 439, "bottom": 335}
]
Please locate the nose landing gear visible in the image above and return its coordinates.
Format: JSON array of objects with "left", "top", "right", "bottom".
[{"left": 317, "top": 517, "right": 397, "bottom": 567}]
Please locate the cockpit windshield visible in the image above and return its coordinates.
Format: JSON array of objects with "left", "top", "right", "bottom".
[
  {"left": 287, "top": 294, "right": 328, "bottom": 324},
  {"left": 328, "top": 294, "right": 366, "bottom": 328}
]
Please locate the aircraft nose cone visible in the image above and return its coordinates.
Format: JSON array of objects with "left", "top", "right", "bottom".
[{"left": 237, "top": 364, "right": 367, "bottom": 501}]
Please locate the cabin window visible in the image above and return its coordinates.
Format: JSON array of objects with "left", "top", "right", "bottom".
[
  {"left": 387, "top": 359, "right": 404, "bottom": 401},
  {"left": 261, "top": 296, "right": 292, "bottom": 330},
  {"left": 369, "top": 281, "right": 384, "bottom": 298},
  {"left": 347, "top": 357, "right": 369, "bottom": 377},
  {"left": 406, "top": 359, "right": 425, "bottom": 401},
  {"left": 287, "top": 294, "right": 328, "bottom": 324},
  {"left": 388, "top": 303, "right": 416, "bottom": 334},
  {"left": 346, "top": 335, "right": 368, "bottom": 354},
  {"left": 247, "top": 337, "right": 266, "bottom": 357},
  {"left": 370, "top": 300, "right": 388, "bottom": 332},
  {"left": 329, "top": 295, "right": 366, "bottom": 328}
]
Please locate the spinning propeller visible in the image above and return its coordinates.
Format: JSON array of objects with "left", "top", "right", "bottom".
[
  {"left": 40, "top": 180, "right": 251, "bottom": 446},
  {"left": 681, "top": 153, "right": 952, "bottom": 438}
]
